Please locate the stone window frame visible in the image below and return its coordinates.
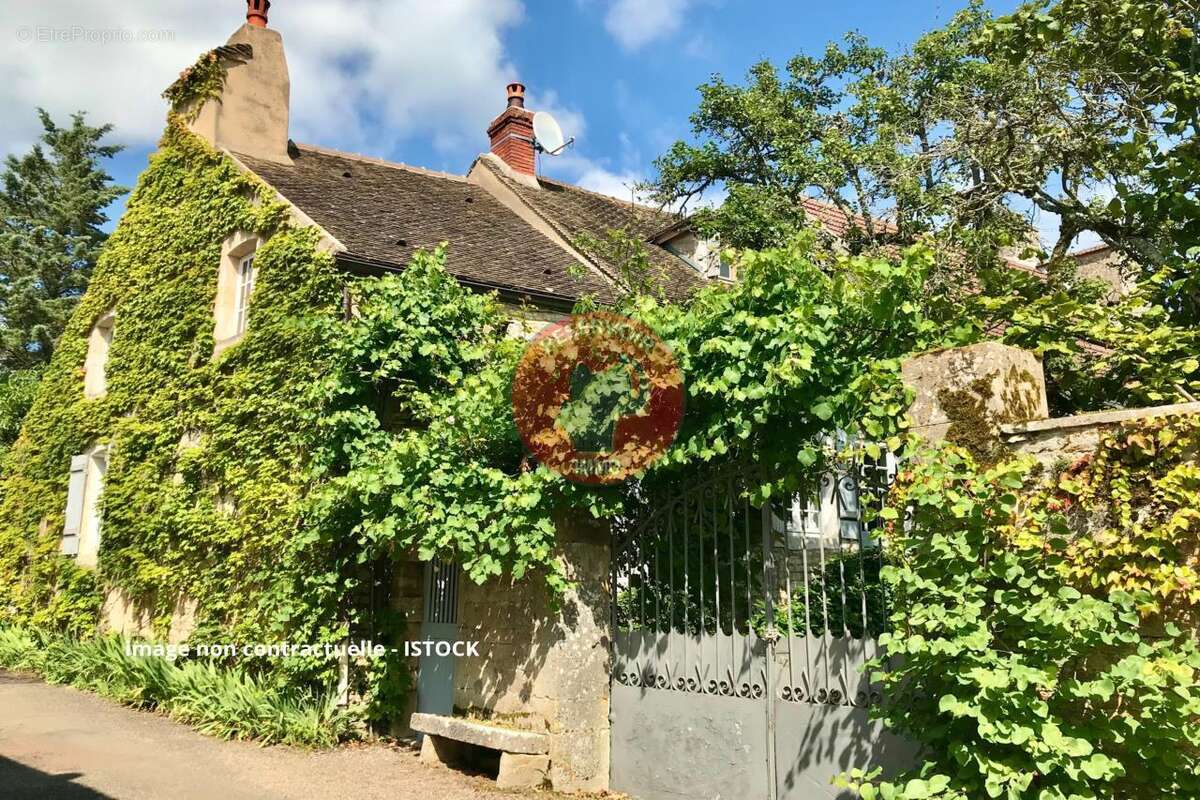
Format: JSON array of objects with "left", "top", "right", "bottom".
[
  {"left": 213, "top": 231, "right": 262, "bottom": 356},
  {"left": 83, "top": 309, "right": 116, "bottom": 399},
  {"left": 61, "top": 443, "right": 109, "bottom": 569}
]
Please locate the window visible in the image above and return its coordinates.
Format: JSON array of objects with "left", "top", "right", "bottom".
[
  {"left": 234, "top": 254, "right": 256, "bottom": 335},
  {"left": 716, "top": 255, "right": 734, "bottom": 281},
  {"left": 772, "top": 435, "right": 896, "bottom": 551},
  {"left": 213, "top": 232, "right": 261, "bottom": 355},
  {"left": 60, "top": 445, "right": 108, "bottom": 569},
  {"left": 83, "top": 311, "right": 115, "bottom": 398}
]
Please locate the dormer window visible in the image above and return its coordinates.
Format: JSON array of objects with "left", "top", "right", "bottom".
[
  {"left": 213, "top": 231, "right": 261, "bottom": 355},
  {"left": 658, "top": 228, "right": 734, "bottom": 281},
  {"left": 83, "top": 311, "right": 115, "bottom": 399}
]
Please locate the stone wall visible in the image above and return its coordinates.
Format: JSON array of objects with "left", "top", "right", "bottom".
[
  {"left": 99, "top": 587, "right": 197, "bottom": 643},
  {"left": 902, "top": 341, "right": 1200, "bottom": 471},
  {"left": 1002, "top": 401, "right": 1200, "bottom": 467},
  {"left": 450, "top": 511, "right": 612, "bottom": 792}
]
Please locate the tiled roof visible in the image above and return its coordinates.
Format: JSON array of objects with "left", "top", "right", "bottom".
[
  {"left": 1070, "top": 242, "right": 1117, "bottom": 264},
  {"left": 473, "top": 157, "right": 705, "bottom": 300},
  {"left": 800, "top": 197, "right": 899, "bottom": 238},
  {"left": 235, "top": 144, "right": 617, "bottom": 304},
  {"left": 235, "top": 143, "right": 933, "bottom": 306}
]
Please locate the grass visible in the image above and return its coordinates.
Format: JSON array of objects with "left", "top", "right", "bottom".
[{"left": 0, "top": 626, "right": 357, "bottom": 747}]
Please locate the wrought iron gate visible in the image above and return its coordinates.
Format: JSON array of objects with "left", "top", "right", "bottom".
[{"left": 610, "top": 454, "right": 913, "bottom": 800}]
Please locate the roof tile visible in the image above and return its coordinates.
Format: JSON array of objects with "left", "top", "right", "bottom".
[{"left": 235, "top": 144, "right": 618, "bottom": 303}]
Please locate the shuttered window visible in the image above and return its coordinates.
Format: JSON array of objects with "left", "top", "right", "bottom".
[
  {"left": 60, "top": 454, "right": 89, "bottom": 556},
  {"left": 60, "top": 448, "right": 108, "bottom": 566}
]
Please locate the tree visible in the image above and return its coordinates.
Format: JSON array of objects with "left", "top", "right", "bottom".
[
  {"left": 0, "top": 367, "right": 41, "bottom": 462},
  {"left": 0, "top": 109, "right": 126, "bottom": 370},
  {"left": 647, "top": 7, "right": 1024, "bottom": 264},
  {"left": 970, "top": 0, "right": 1200, "bottom": 323},
  {"left": 650, "top": 0, "right": 1199, "bottom": 287},
  {"left": 648, "top": 0, "right": 1200, "bottom": 413}
]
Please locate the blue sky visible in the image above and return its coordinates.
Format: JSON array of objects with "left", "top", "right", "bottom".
[{"left": 1, "top": 0, "right": 1025, "bottom": 230}]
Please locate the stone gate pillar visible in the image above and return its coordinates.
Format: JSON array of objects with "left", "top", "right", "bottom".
[
  {"left": 901, "top": 341, "right": 1049, "bottom": 456},
  {"left": 449, "top": 510, "right": 612, "bottom": 793}
]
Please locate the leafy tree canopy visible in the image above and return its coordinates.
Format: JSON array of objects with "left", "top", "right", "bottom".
[{"left": 648, "top": 0, "right": 1199, "bottom": 413}]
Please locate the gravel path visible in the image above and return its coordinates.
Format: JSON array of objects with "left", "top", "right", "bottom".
[{"left": 0, "top": 670, "right": 565, "bottom": 800}]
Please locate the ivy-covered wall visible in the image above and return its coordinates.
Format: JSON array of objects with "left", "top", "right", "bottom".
[{"left": 0, "top": 118, "right": 344, "bottom": 647}]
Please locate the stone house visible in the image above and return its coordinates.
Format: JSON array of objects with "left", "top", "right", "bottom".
[
  {"left": 4, "top": 2, "right": 1135, "bottom": 795},
  {"left": 1, "top": 2, "right": 747, "bottom": 793}
]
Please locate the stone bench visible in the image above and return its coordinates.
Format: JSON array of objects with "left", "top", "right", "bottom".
[{"left": 410, "top": 712, "right": 550, "bottom": 789}]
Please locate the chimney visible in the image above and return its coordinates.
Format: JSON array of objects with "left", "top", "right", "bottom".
[
  {"left": 182, "top": 1, "right": 291, "bottom": 163},
  {"left": 246, "top": 0, "right": 270, "bottom": 27},
  {"left": 487, "top": 82, "right": 536, "bottom": 176}
]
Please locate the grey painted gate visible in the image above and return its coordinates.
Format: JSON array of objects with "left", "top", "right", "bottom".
[
  {"left": 416, "top": 560, "right": 460, "bottom": 718},
  {"left": 610, "top": 456, "right": 913, "bottom": 799}
]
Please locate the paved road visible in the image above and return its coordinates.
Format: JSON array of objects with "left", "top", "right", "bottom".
[{"left": 0, "top": 670, "right": 548, "bottom": 800}]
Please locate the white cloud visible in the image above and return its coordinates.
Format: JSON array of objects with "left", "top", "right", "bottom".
[
  {"left": 538, "top": 133, "right": 653, "bottom": 203},
  {"left": 0, "top": 0, "right": 527, "bottom": 160},
  {"left": 603, "top": 0, "right": 691, "bottom": 51},
  {"left": 577, "top": 165, "right": 646, "bottom": 201}
]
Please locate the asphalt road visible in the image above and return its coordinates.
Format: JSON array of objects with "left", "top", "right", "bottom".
[{"left": 0, "top": 670, "right": 547, "bottom": 800}]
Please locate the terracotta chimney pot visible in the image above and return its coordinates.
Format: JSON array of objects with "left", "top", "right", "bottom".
[
  {"left": 488, "top": 83, "right": 536, "bottom": 176},
  {"left": 507, "top": 82, "right": 526, "bottom": 108},
  {"left": 247, "top": 0, "right": 271, "bottom": 27}
]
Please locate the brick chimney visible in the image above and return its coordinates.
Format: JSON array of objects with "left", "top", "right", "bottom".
[
  {"left": 182, "top": 1, "right": 291, "bottom": 163},
  {"left": 487, "top": 83, "right": 536, "bottom": 176}
]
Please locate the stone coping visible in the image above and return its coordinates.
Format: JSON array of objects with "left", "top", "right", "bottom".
[
  {"left": 409, "top": 712, "right": 549, "bottom": 755},
  {"left": 1000, "top": 401, "right": 1200, "bottom": 438}
]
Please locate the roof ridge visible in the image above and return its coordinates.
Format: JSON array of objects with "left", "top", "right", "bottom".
[
  {"left": 292, "top": 142, "right": 468, "bottom": 184},
  {"left": 527, "top": 168, "right": 675, "bottom": 218},
  {"left": 476, "top": 158, "right": 625, "bottom": 285},
  {"left": 1069, "top": 241, "right": 1113, "bottom": 257}
]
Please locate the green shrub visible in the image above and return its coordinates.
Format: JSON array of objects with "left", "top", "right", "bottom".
[
  {"left": 841, "top": 447, "right": 1200, "bottom": 799},
  {"left": 0, "top": 626, "right": 355, "bottom": 747}
]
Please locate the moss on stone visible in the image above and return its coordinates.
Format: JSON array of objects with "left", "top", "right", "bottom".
[{"left": 937, "top": 376, "right": 1009, "bottom": 465}]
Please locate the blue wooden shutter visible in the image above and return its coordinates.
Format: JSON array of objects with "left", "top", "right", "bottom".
[{"left": 60, "top": 454, "right": 88, "bottom": 556}]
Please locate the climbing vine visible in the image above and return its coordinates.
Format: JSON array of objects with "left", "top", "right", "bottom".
[
  {"left": 0, "top": 117, "right": 343, "bottom": 672},
  {"left": 844, "top": 417, "right": 1200, "bottom": 799},
  {"left": 162, "top": 50, "right": 229, "bottom": 120},
  {"left": 1032, "top": 415, "right": 1200, "bottom": 623}
]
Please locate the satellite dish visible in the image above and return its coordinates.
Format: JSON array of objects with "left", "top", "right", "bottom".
[{"left": 533, "top": 111, "right": 572, "bottom": 156}]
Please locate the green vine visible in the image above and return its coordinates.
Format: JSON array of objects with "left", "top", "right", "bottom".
[
  {"left": 0, "top": 118, "right": 344, "bottom": 675},
  {"left": 845, "top": 419, "right": 1200, "bottom": 799},
  {"left": 162, "top": 51, "right": 228, "bottom": 120},
  {"left": 1033, "top": 415, "right": 1200, "bottom": 623}
]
